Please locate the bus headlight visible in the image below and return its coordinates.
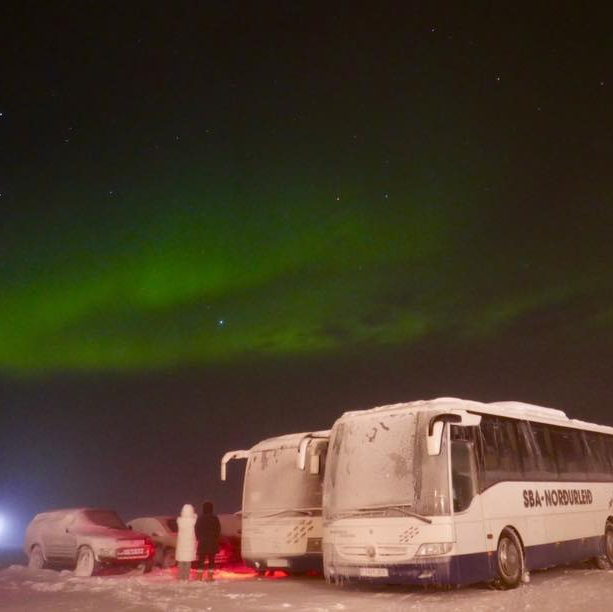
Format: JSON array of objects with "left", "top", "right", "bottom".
[{"left": 415, "top": 542, "right": 453, "bottom": 557}]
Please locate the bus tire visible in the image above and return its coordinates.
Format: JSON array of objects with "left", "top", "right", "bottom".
[
  {"left": 496, "top": 528, "right": 524, "bottom": 589},
  {"left": 604, "top": 521, "right": 613, "bottom": 566},
  {"left": 595, "top": 556, "right": 610, "bottom": 570}
]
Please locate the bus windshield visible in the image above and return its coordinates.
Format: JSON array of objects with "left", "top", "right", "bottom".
[
  {"left": 324, "top": 410, "right": 450, "bottom": 518},
  {"left": 243, "top": 446, "right": 324, "bottom": 515}
]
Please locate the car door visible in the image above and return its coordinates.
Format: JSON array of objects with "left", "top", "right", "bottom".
[
  {"left": 41, "top": 514, "right": 63, "bottom": 559},
  {"left": 42, "top": 513, "right": 77, "bottom": 561},
  {"left": 59, "top": 514, "right": 79, "bottom": 560}
]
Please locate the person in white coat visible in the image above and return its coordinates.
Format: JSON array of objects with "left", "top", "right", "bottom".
[{"left": 175, "top": 504, "right": 197, "bottom": 580}]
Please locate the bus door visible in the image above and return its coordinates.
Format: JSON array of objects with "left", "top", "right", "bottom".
[{"left": 450, "top": 426, "right": 488, "bottom": 575}]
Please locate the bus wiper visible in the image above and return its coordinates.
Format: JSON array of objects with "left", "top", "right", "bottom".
[
  {"left": 261, "top": 508, "right": 319, "bottom": 518},
  {"left": 356, "top": 504, "right": 432, "bottom": 524}
]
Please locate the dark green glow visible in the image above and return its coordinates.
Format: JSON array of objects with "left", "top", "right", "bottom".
[
  {"left": 0, "top": 187, "right": 438, "bottom": 371},
  {"left": 2, "top": 2, "right": 612, "bottom": 377},
  {"left": 1, "top": 165, "right": 611, "bottom": 374}
]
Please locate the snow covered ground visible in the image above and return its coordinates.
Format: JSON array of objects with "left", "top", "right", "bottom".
[{"left": 2, "top": 559, "right": 613, "bottom": 612}]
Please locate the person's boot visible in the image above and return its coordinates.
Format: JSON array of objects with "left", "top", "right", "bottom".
[{"left": 206, "top": 569, "right": 214, "bottom": 581}]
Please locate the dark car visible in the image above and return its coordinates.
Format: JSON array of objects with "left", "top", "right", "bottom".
[{"left": 128, "top": 512, "right": 241, "bottom": 568}]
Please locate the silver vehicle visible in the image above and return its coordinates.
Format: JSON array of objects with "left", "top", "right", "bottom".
[
  {"left": 127, "top": 516, "right": 179, "bottom": 568},
  {"left": 128, "top": 513, "right": 242, "bottom": 568},
  {"left": 24, "top": 508, "right": 154, "bottom": 576}
]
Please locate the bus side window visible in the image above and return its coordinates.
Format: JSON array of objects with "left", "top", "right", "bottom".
[
  {"left": 550, "top": 427, "right": 587, "bottom": 481},
  {"left": 478, "top": 416, "right": 522, "bottom": 487},
  {"left": 583, "top": 431, "right": 609, "bottom": 481},
  {"left": 516, "top": 420, "right": 541, "bottom": 479},
  {"left": 600, "top": 434, "right": 613, "bottom": 480},
  {"left": 529, "top": 422, "right": 558, "bottom": 479}
]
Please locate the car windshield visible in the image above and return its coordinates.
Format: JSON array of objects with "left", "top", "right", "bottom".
[
  {"left": 243, "top": 443, "right": 325, "bottom": 515},
  {"left": 84, "top": 510, "right": 127, "bottom": 529},
  {"left": 323, "top": 409, "right": 450, "bottom": 518},
  {"left": 165, "top": 518, "right": 178, "bottom": 533}
]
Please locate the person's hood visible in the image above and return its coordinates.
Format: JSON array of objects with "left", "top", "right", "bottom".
[{"left": 180, "top": 504, "right": 196, "bottom": 518}]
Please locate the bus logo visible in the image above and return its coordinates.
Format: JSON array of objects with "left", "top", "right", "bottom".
[{"left": 523, "top": 488, "right": 593, "bottom": 508}]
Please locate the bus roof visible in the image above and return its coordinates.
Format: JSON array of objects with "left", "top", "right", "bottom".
[
  {"left": 339, "top": 397, "right": 613, "bottom": 435},
  {"left": 250, "top": 430, "right": 330, "bottom": 453}
]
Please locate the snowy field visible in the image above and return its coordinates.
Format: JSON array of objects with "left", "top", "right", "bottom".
[{"left": 2, "top": 555, "right": 613, "bottom": 612}]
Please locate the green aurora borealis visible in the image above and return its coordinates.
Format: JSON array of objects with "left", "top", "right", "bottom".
[
  {"left": 1, "top": 3, "right": 612, "bottom": 376},
  {"left": 2, "top": 161, "right": 611, "bottom": 374}
]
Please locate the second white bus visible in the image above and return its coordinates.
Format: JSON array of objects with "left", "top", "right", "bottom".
[
  {"left": 322, "top": 397, "right": 613, "bottom": 587},
  {"left": 221, "top": 430, "right": 329, "bottom": 574}
]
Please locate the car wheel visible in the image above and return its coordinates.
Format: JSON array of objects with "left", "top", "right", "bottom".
[
  {"left": 28, "top": 545, "right": 46, "bottom": 570},
  {"left": 75, "top": 546, "right": 98, "bottom": 577},
  {"left": 496, "top": 529, "right": 524, "bottom": 589},
  {"left": 137, "top": 561, "right": 153, "bottom": 574},
  {"left": 161, "top": 548, "right": 176, "bottom": 569}
]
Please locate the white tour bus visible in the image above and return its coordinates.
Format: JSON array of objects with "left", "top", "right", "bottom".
[
  {"left": 323, "top": 397, "right": 613, "bottom": 587},
  {"left": 221, "top": 430, "right": 329, "bottom": 574}
]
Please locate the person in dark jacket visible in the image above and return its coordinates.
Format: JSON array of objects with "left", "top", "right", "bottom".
[{"left": 194, "top": 501, "right": 221, "bottom": 580}]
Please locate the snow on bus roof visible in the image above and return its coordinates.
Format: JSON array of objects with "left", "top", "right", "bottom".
[
  {"left": 340, "top": 397, "right": 613, "bottom": 434},
  {"left": 488, "top": 401, "right": 567, "bottom": 420},
  {"left": 485, "top": 402, "right": 613, "bottom": 434},
  {"left": 341, "top": 397, "right": 484, "bottom": 418},
  {"left": 250, "top": 430, "right": 330, "bottom": 453}
]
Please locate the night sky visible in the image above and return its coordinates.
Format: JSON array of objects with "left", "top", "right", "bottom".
[{"left": 1, "top": 3, "right": 612, "bottom": 546}]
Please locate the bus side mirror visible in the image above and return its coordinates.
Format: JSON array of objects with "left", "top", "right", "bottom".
[
  {"left": 427, "top": 411, "right": 481, "bottom": 455},
  {"left": 427, "top": 420, "right": 445, "bottom": 456},
  {"left": 297, "top": 437, "right": 310, "bottom": 470},
  {"left": 297, "top": 431, "right": 330, "bottom": 470},
  {"left": 220, "top": 450, "right": 249, "bottom": 480},
  {"left": 309, "top": 454, "right": 320, "bottom": 474}
]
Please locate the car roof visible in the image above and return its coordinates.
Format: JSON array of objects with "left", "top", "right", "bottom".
[{"left": 32, "top": 508, "right": 119, "bottom": 522}]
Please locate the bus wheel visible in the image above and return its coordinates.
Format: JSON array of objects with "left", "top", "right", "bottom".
[
  {"left": 604, "top": 521, "right": 613, "bottom": 566},
  {"left": 496, "top": 529, "right": 524, "bottom": 589},
  {"left": 595, "top": 556, "right": 610, "bottom": 570}
]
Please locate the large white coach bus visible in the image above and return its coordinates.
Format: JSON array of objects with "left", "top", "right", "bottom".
[
  {"left": 322, "top": 397, "right": 613, "bottom": 588},
  {"left": 221, "top": 431, "right": 329, "bottom": 574}
]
